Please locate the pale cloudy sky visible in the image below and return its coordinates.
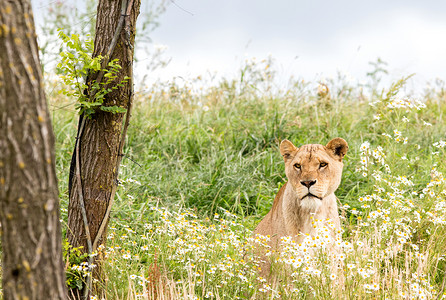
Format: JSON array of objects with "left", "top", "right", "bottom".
[
  {"left": 145, "top": 0, "right": 446, "bottom": 91},
  {"left": 32, "top": 0, "right": 446, "bottom": 91}
]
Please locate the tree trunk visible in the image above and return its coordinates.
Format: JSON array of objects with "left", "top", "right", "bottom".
[
  {"left": 0, "top": 1, "right": 68, "bottom": 299},
  {"left": 66, "top": 0, "right": 141, "bottom": 294}
]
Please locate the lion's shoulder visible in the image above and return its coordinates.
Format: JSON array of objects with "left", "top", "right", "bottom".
[{"left": 270, "top": 182, "right": 287, "bottom": 214}]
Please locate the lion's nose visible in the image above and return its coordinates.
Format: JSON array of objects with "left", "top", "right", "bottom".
[{"left": 300, "top": 180, "right": 316, "bottom": 188}]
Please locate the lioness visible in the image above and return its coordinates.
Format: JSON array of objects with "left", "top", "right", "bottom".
[{"left": 253, "top": 138, "right": 348, "bottom": 275}]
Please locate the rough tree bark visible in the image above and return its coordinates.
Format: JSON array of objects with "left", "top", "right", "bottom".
[
  {"left": 66, "top": 0, "right": 141, "bottom": 294},
  {"left": 0, "top": 1, "right": 68, "bottom": 299}
]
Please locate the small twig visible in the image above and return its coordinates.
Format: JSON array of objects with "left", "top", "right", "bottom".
[
  {"left": 72, "top": 65, "right": 85, "bottom": 100},
  {"left": 170, "top": 0, "right": 194, "bottom": 16},
  {"left": 121, "top": 153, "right": 141, "bottom": 167}
]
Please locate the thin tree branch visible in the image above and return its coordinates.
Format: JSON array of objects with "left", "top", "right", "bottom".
[
  {"left": 74, "top": 116, "right": 94, "bottom": 300},
  {"left": 121, "top": 154, "right": 142, "bottom": 167}
]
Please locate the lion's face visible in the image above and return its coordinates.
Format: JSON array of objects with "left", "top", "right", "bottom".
[{"left": 280, "top": 138, "right": 348, "bottom": 211}]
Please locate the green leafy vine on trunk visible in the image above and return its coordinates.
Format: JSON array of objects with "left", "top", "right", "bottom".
[{"left": 57, "top": 29, "right": 129, "bottom": 117}]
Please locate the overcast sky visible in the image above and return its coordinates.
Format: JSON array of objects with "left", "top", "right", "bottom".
[
  {"left": 32, "top": 0, "right": 446, "bottom": 92},
  {"left": 145, "top": 0, "right": 446, "bottom": 91}
]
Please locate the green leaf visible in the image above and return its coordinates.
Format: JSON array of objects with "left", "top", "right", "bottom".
[
  {"left": 75, "top": 279, "right": 83, "bottom": 290},
  {"left": 100, "top": 106, "right": 127, "bottom": 114}
]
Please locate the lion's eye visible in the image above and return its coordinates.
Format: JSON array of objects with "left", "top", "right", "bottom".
[
  {"left": 294, "top": 163, "right": 301, "bottom": 170},
  {"left": 319, "top": 162, "right": 328, "bottom": 168}
]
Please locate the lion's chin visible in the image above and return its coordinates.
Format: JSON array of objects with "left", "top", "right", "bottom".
[{"left": 299, "top": 195, "right": 322, "bottom": 212}]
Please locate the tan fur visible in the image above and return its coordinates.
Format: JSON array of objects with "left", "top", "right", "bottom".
[{"left": 253, "top": 138, "right": 348, "bottom": 275}]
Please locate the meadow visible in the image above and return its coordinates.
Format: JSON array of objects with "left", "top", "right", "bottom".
[{"left": 50, "top": 59, "right": 446, "bottom": 299}]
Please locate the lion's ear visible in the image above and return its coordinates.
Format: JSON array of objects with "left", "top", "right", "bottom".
[
  {"left": 280, "top": 139, "right": 297, "bottom": 161},
  {"left": 326, "top": 138, "right": 348, "bottom": 161}
]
